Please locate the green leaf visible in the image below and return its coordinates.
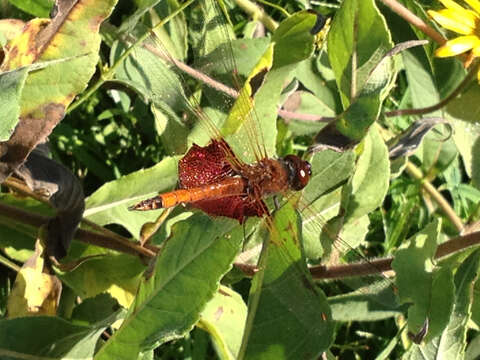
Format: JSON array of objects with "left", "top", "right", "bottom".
[
  {"left": 329, "top": 281, "right": 401, "bottom": 322},
  {"left": 392, "top": 219, "right": 455, "bottom": 342},
  {"left": 84, "top": 156, "right": 178, "bottom": 238},
  {"left": 0, "top": 56, "right": 89, "bottom": 142},
  {"left": 328, "top": 0, "right": 392, "bottom": 108},
  {"left": 0, "top": 315, "right": 113, "bottom": 359},
  {"left": 59, "top": 253, "right": 145, "bottom": 309},
  {"left": 403, "top": 249, "right": 480, "bottom": 358},
  {"left": 199, "top": 285, "right": 247, "bottom": 360},
  {"left": 417, "top": 126, "right": 458, "bottom": 175},
  {"left": 343, "top": 125, "right": 390, "bottom": 222},
  {"left": 239, "top": 203, "right": 334, "bottom": 359},
  {"left": 321, "top": 0, "right": 394, "bottom": 143},
  {"left": 402, "top": 47, "right": 440, "bottom": 112},
  {"left": 304, "top": 150, "right": 355, "bottom": 205},
  {"left": 271, "top": 10, "right": 318, "bottom": 67},
  {"left": 0, "top": 67, "right": 28, "bottom": 141},
  {"left": 8, "top": 0, "right": 53, "bottom": 18},
  {"left": 94, "top": 215, "right": 242, "bottom": 360}
]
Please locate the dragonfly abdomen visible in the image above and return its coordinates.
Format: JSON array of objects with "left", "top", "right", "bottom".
[{"left": 129, "top": 177, "right": 247, "bottom": 211}]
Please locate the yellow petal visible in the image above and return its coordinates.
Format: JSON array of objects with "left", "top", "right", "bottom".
[
  {"left": 477, "top": 67, "right": 480, "bottom": 82},
  {"left": 428, "top": 9, "right": 475, "bottom": 34},
  {"left": 472, "top": 44, "right": 480, "bottom": 55},
  {"left": 439, "top": 0, "right": 468, "bottom": 11},
  {"left": 465, "top": 0, "right": 480, "bottom": 14},
  {"left": 435, "top": 35, "right": 480, "bottom": 56}
]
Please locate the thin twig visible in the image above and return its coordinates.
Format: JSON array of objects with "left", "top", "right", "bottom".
[
  {"left": 385, "top": 59, "right": 480, "bottom": 117},
  {"left": 4, "top": 177, "right": 53, "bottom": 207},
  {"left": 6, "top": 177, "right": 159, "bottom": 255},
  {"left": 405, "top": 161, "right": 464, "bottom": 232}
]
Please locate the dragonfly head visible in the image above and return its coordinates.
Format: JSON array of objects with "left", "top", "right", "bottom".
[{"left": 283, "top": 155, "right": 312, "bottom": 191}]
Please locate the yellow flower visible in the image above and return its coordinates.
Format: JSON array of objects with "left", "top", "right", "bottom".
[{"left": 428, "top": 0, "right": 480, "bottom": 79}]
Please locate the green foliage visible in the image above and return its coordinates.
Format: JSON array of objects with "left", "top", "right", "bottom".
[{"left": 1, "top": 0, "right": 480, "bottom": 359}]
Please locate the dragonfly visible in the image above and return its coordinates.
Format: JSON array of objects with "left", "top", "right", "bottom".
[
  {"left": 124, "top": 1, "right": 395, "bottom": 299},
  {"left": 127, "top": 6, "right": 318, "bottom": 224}
]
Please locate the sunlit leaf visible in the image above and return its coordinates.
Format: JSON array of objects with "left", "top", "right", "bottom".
[
  {"left": 94, "top": 215, "right": 242, "bottom": 360},
  {"left": 240, "top": 203, "right": 334, "bottom": 359}
]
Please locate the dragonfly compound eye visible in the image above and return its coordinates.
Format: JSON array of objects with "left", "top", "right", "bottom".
[{"left": 283, "top": 155, "right": 312, "bottom": 191}]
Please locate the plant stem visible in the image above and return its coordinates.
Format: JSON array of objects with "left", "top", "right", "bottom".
[
  {"left": 380, "top": 0, "right": 446, "bottom": 46},
  {"left": 0, "top": 202, "right": 156, "bottom": 258},
  {"left": 385, "top": 59, "right": 480, "bottom": 117},
  {"left": 0, "top": 253, "right": 20, "bottom": 272},
  {"left": 405, "top": 161, "right": 464, "bottom": 232},
  {"left": 234, "top": 0, "right": 278, "bottom": 32}
]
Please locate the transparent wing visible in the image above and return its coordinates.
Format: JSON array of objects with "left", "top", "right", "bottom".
[{"left": 112, "top": 0, "right": 272, "bottom": 167}]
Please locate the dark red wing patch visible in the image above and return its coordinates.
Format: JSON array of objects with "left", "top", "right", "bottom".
[
  {"left": 178, "top": 139, "right": 234, "bottom": 188},
  {"left": 192, "top": 197, "right": 266, "bottom": 224},
  {"left": 178, "top": 139, "right": 267, "bottom": 223}
]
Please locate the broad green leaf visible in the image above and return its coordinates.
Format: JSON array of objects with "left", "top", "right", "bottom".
[
  {"left": 84, "top": 156, "right": 178, "bottom": 238},
  {"left": 404, "top": 249, "right": 480, "bottom": 358},
  {"left": 283, "top": 90, "right": 336, "bottom": 136},
  {"left": 0, "top": 56, "right": 90, "bottom": 142},
  {"left": 302, "top": 188, "right": 342, "bottom": 259},
  {"left": 152, "top": 0, "right": 188, "bottom": 61},
  {"left": 0, "top": 194, "right": 55, "bottom": 262},
  {"left": 451, "top": 118, "right": 480, "bottom": 181},
  {"left": 0, "top": 315, "right": 115, "bottom": 359},
  {"left": 271, "top": 10, "right": 318, "bottom": 67},
  {"left": 304, "top": 150, "right": 356, "bottom": 205},
  {"left": 94, "top": 215, "right": 242, "bottom": 360},
  {"left": 447, "top": 83, "right": 480, "bottom": 125},
  {"left": 197, "top": 0, "right": 235, "bottom": 57},
  {"left": 402, "top": 45, "right": 440, "bottom": 112},
  {"left": 329, "top": 281, "right": 401, "bottom": 322},
  {"left": 418, "top": 128, "right": 458, "bottom": 175},
  {"left": 328, "top": 0, "right": 392, "bottom": 107},
  {"left": 343, "top": 125, "right": 390, "bottom": 222},
  {"left": 199, "top": 285, "right": 247, "bottom": 360},
  {"left": 321, "top": 0, "right": 394, "bottom": 143},
  {"left": 392, "top": 219, "right": 455, "bottom": 342},
  {"left": 71, "top": 293, "right": 122, "bottom": 325},
  {"left": 59, "top": 253, "right": 145, "bottom": 309},
  {"left": 301, "top": 150, "right": 355, "bottom": 259},
  {"left": 240, "top": 203, "right": 334, "bottom": 359}
]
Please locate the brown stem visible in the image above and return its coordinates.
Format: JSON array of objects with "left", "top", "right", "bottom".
[
  {"left": 379, "top": 0, "right": 446, "bottom": 46},
  {"left": 308, "top": 230, "right": 480, "bottom": 280},
  {"left": 0, "top": 202, "right": 156, "bottom": 258}
]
